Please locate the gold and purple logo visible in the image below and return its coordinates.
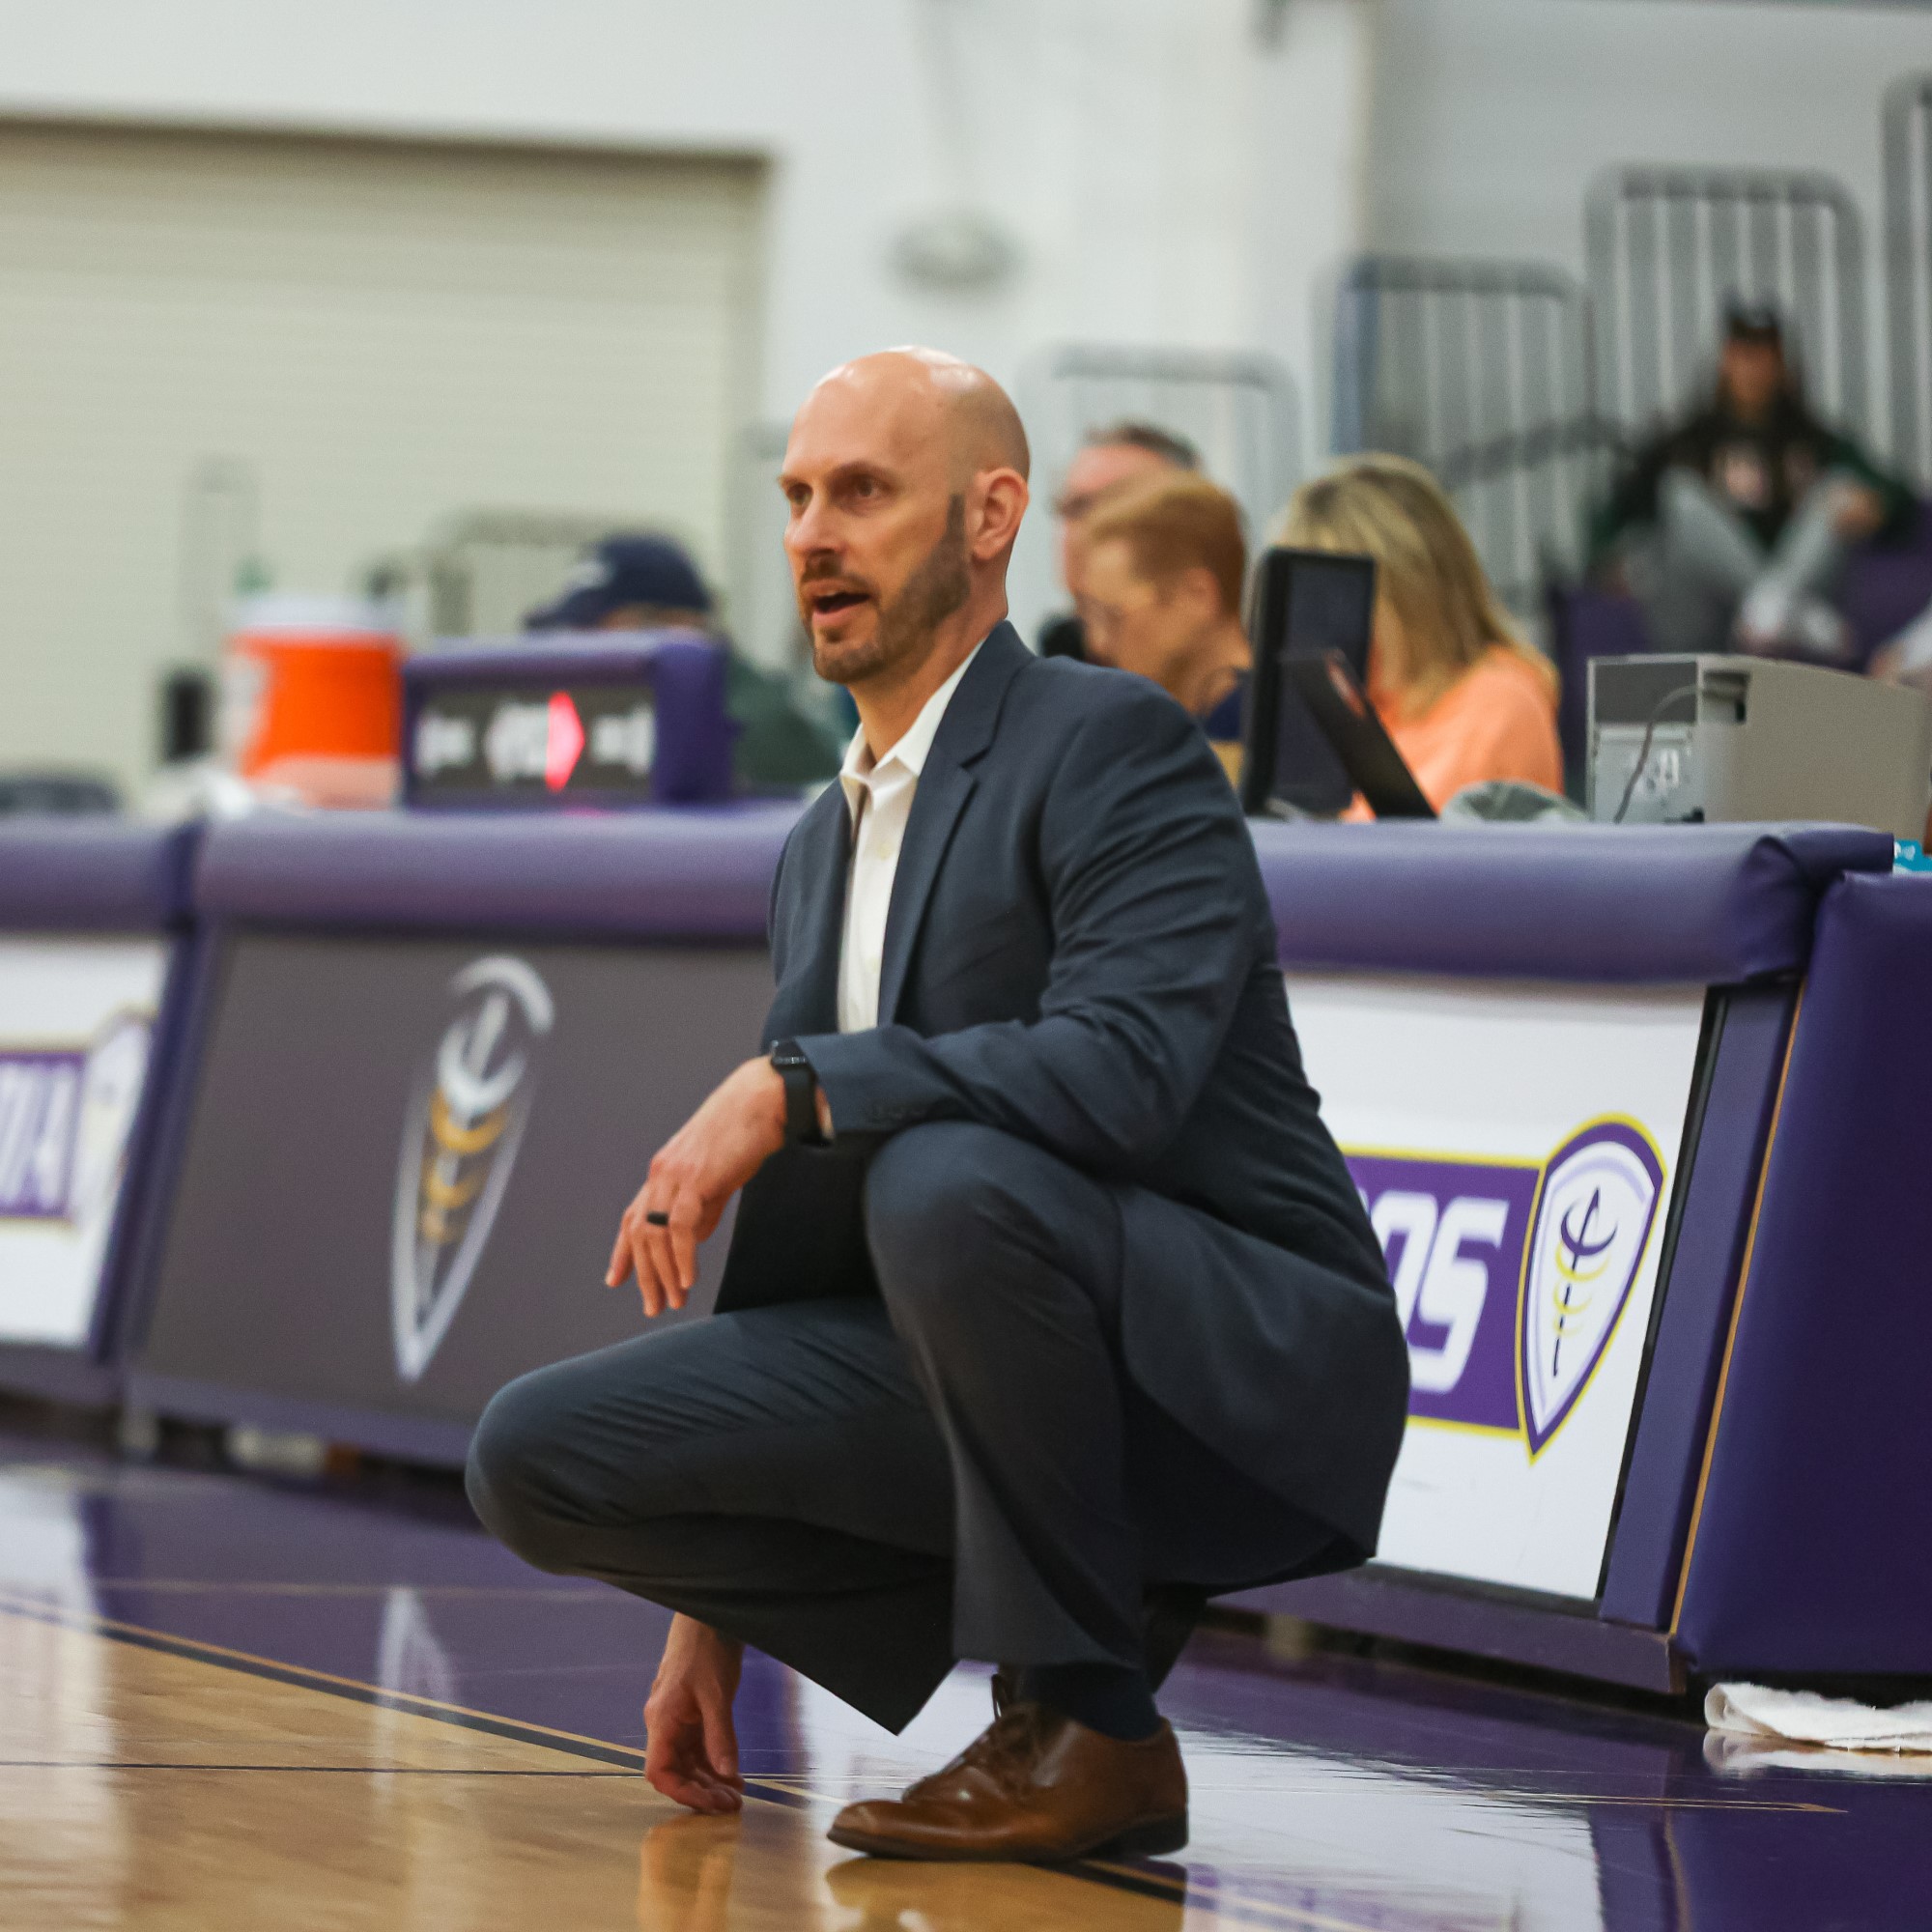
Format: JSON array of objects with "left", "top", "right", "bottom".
[
  {"left": 1520, "top": 1122, "right": 1664, "bottom": 1453},
  {"left": 389, "top": 956, "right": 553, "bottom": 1383},
  {"left": 1350, "top": 1117, "right": 1665, "bottom": 1458}
]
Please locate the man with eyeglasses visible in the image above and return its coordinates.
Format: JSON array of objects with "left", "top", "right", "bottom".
[{"left": 1037, "top": 420, "right": 1200, "bottom": 663}]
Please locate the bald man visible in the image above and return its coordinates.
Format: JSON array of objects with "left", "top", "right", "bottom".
[{"left": 468, "top": 350, "right": 1406, "bottom": 1863}]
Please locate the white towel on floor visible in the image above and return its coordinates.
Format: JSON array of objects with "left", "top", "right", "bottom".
[{"left": 1706, "top": 1682, "right": 1932, "bottom": 1753}]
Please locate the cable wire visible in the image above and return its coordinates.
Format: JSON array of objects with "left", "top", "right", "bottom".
[{"left": 1611, "top": 682, "right": 1700, "bottom": 824}]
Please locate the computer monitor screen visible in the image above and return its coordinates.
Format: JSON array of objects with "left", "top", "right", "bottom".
[{"left": 1240, "top": 547, "right": 1378, "bottom": 816}]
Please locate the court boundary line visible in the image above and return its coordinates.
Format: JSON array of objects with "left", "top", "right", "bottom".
[
  {"left": 0, "top": 1588, "right": 709, "bottom": 1777},
  {"left": 0, "top": 1587, "right": 1326, "bottom": 1929},
  {"left": 0, "top": 1587, "right": 1840, "bottom": 1928}
]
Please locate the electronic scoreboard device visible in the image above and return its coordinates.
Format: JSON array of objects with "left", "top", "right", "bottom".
[{"left": 402, "top": 632, "right": 734, "bottom": 809}]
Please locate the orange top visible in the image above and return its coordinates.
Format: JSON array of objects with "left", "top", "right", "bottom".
[{"left": 1350, "top": 645, "right": 1562, "bottom": 817}]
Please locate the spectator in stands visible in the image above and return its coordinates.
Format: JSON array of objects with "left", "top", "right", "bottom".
[
  {"left": 1038, "top": 421, "right": 1200, "bottom": 662},
  {"left": 526, "top": 532, "right": 843, "bottom": 787},
  {"left": 1278, "top": 456, "right": 1562, "bottom": 811},
  {"left": 1075, "top": 473, "right": 1251, "bottom": 776},
  {"left": 1589, "top": 304, "right": 1913, "bottom": 661}
]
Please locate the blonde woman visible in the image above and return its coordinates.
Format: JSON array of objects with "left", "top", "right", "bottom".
[{"left": 1277, "top": 456, "right": 1562, "bottom": 810}]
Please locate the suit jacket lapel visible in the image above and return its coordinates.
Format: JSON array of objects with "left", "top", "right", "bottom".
[
  {"left": 875, "top": 623, "right": 1028, "bottom": 1027},
  {"left": 770, "top": 784, "right": 851, "bottom": 1038}
]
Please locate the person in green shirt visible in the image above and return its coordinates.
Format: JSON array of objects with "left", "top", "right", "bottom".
[
  {"left": 526, "top": 533, "right": 843, "bottom": 789},
  {"left": 1589, "top": 303, "right": 1915, "bottom": 662}
]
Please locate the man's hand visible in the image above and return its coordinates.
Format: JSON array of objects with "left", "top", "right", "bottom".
[
  {"left": 608, "top": 1057, "right": 788, "bottom": 1317},
  {"left": 643, "top": 1615, "right": 746, "bottom": 1814}
]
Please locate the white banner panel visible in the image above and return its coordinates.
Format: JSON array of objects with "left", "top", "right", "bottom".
[
  {"left": 0, "top": 937, "right": 166, "bottom": 1349},
  {"left": 1286, "top": 973, "right": 1707, "bottom": 1601}
]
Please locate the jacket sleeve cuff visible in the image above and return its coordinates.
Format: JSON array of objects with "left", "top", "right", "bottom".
[{"left": 795, "top": 1030, "right": 930, "bottom": 1140}]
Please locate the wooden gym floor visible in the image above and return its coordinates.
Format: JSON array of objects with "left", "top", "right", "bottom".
[{"left": 2, "top": 1427, "right": 1925, "bottom": 1931}]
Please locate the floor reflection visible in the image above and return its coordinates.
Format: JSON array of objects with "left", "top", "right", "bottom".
[
  {"left": 5, "top": 1432, "right": 1931, "bottom": 1931},
  {"left": 637, "top": 1815, "right": 743, "bottom": 1932}
]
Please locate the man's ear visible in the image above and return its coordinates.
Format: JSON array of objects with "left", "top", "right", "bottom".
[{"left": 969, "top": 468, "right": 1030, "bottom": 561}]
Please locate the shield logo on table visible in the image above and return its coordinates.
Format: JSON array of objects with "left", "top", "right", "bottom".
[
  {"left": 1519, "top": 1119, "right": 1664, "bottom": 1456},
  {"left": 390, "top": 955, "right": 554, "bottom": 1382}
]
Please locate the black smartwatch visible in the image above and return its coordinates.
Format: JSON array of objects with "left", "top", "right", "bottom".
[{"left": 769, "top": 1039, "right": 826, "bottom": 1146}]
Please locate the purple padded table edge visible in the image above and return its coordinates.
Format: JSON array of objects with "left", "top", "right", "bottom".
[
  {"left": 0, "top": 818, "right": 199, "bottom": 934},
  {"left": 192, "top": 801, "right": 803, "bottom": 942},
  {"left": 1249, "top": 818, "right": 1890, "bottom": 982}
]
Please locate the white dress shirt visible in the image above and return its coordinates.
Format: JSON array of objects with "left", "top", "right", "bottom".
[{"left": 836, "top": 641, "right": 985, "bottom": 1035}]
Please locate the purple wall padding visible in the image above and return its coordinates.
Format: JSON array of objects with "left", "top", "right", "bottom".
[
  {"left": 1253, "top": 820, "right": 1890, "bottom": 984},
  {"left": 1676, "top": 872, "right": 1932, "bottom": 1675},
  {"left": 194, "top": 805, "right": 803, "bottom": 942},
  {"left": 0, "top": 821, "right": 200, "bottom": 932}
]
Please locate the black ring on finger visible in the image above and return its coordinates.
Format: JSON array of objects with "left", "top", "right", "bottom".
[{"left": 644, "top": 1210, "right": 671, "bottom": 1227}]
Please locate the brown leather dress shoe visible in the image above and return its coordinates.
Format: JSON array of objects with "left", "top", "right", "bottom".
[{"left": 826, "top": 1700, "right": 1188, "bottom": 1863}]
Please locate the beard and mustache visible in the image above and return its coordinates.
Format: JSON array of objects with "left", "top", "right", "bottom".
[{"left": 798, "top": 495, "right": 971, "bottom": 686}]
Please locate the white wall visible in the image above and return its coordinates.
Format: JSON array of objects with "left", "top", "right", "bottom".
[
  {"left": 0, "top": 128, "right": 771, "bottom": 783},
  {"left": 1365, "top": 0, "right": 1931, "bottom": 441},
  {"left": 0, "top": 0, "right": 1369, "bottom": 518}
]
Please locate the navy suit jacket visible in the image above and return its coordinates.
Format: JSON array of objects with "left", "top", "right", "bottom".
[{"left": 716, "top": 622, "right": 1408, "bottom": 1564}]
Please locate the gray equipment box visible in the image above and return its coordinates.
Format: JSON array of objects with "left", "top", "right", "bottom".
[{"left": 1588, "top": 655, "right": 1932, "bottom": 838}]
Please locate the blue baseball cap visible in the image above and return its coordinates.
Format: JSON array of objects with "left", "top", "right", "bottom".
[{"left": 525, "top": 533, "right": 713, "bottom": 631}]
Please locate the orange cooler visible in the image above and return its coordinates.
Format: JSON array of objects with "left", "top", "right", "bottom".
[{"left": 221, "top": 595, "right": 403, "bottom": 803}]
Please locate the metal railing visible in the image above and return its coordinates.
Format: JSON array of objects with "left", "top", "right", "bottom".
[
  {"left": 1884, "top": 74, "right": 1932, "bottom": 491},
  {"left": 1010, "top": 342, "right": 1302, "bottom": 640},
  {"left": 1329, "top": 254, "right": 1600, "bottom": 610},
  {"left": 1022, "top": 342, "right": 1301, "bottom": 524},
  {"left": 1586, "top": 165, "right": 1870, "bottom": 436}
]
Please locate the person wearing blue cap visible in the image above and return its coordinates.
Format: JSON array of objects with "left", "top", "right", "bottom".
[{"left": 526, "top": 532, "right": 844, "bottom": 787}]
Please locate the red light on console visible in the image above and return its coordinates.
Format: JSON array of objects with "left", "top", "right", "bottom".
[{"left": 545, "top": 691, "right": 584, "bottom": 791}]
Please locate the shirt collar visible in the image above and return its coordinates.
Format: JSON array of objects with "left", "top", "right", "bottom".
[{"left": 838, "top": 637, "right": 987, "bottom": 804}]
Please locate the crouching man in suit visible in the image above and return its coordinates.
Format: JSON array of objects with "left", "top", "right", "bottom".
[{"left": 466, "top": 348, "right": 1409, "bottom": 1863}]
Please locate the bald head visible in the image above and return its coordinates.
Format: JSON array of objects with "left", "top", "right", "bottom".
[
  {"left": 780, "top": 348, "right": 1032, "bottom": 709},
  {"left": 810, "top": 349, "right": 1030, "bottom": 486}
]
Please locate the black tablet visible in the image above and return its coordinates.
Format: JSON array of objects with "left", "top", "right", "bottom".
[
  {"left": 1240, "top": 547, "right": 1378, "bottom": 817},
  {"left": 1282, "top": 651, "right": 1436, "bottom": 819}
]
